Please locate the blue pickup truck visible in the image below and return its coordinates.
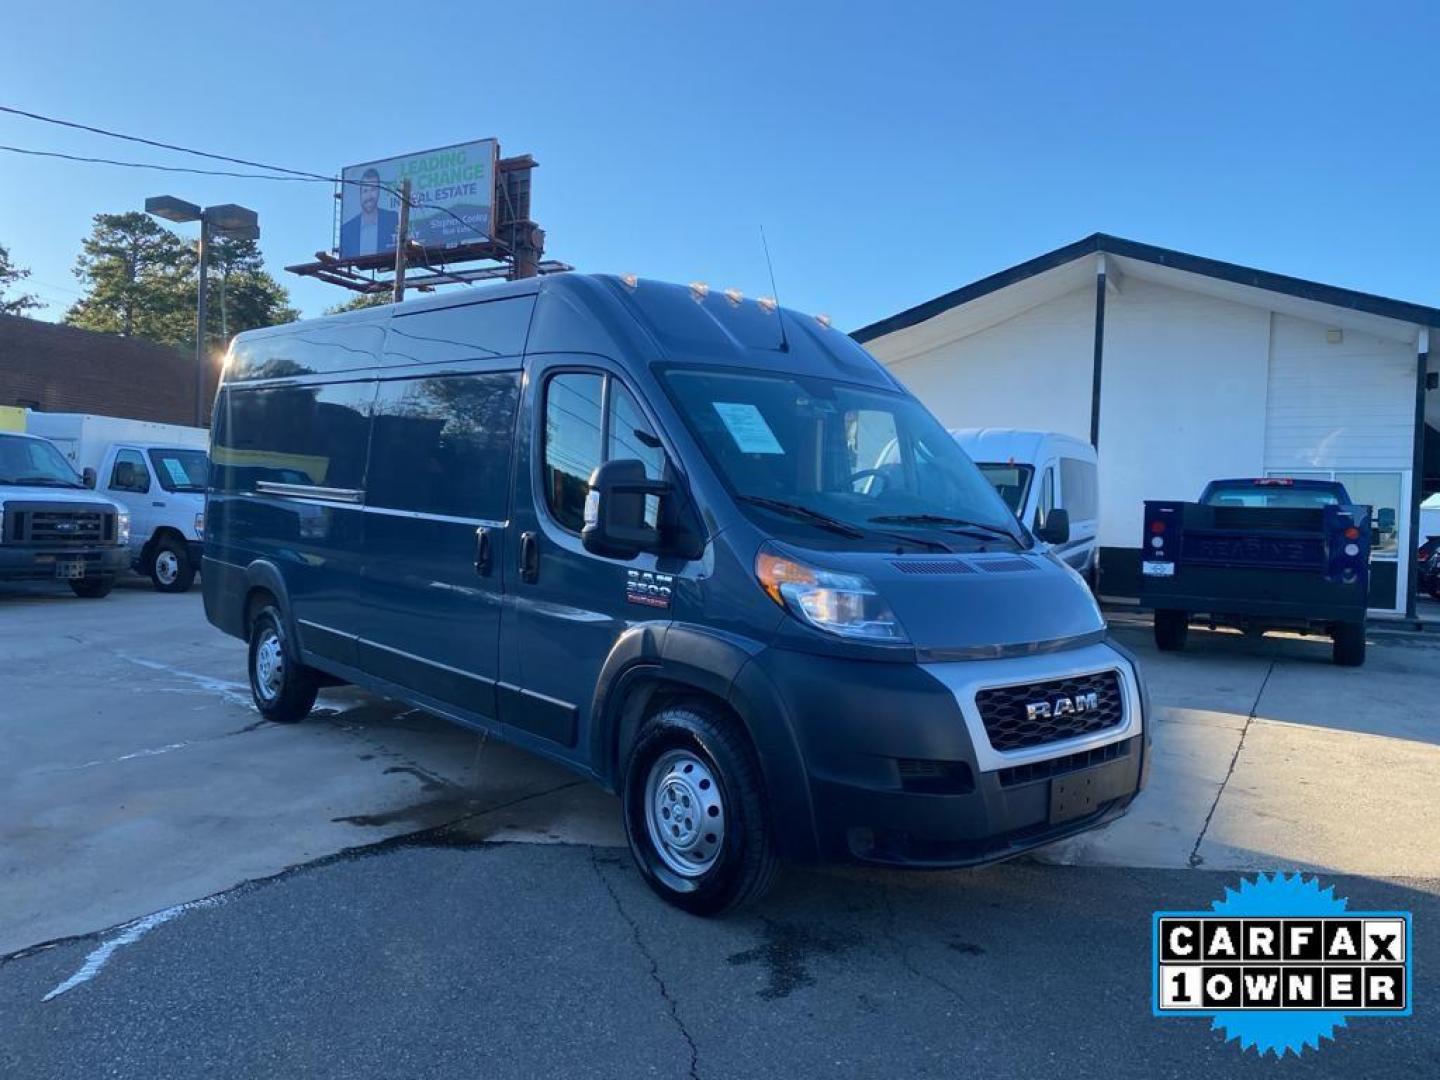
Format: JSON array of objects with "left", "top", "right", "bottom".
[{"left": 1138, "top": 478, "right": 1371, "bottom": 666}]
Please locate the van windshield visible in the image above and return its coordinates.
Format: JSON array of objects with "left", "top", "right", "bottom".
[
  {"left": 976, "top": 462, "right": 1034, "bottom": 514},
  {"left": 661, "top": 368, "right": 1025, "bottom": 549},
  {"left": 0, "top": 435, "right": 83, "bottom": 488},
  {"left": 148, "top": 448, "right": 209, "bottom": 493}
]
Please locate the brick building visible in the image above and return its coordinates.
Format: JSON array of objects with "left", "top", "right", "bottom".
[{"left": 0, "top": 314, "right": 219, "bottom": 426}]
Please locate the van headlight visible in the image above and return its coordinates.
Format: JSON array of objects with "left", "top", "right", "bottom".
[
  {"left": 755, "top": 544, "right": 907, "bottom": 642},
  {"left": 117, "top": 510, "right": 131, "bottom": 545}
]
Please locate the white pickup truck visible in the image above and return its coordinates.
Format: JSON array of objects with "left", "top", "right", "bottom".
[
  {"left": 0, "top": 431, "right": 131, "bottom": 597},
  {"left": 25, "top": 413, "right": 209, "bottom": 592}
]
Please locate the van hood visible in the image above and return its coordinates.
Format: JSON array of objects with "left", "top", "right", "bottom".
[
  {"left": 811, "top": 547, "right": 1105, "bottom": 656},
  {"left": 0, "top": 486, "right": 125, "bottom": 512}
]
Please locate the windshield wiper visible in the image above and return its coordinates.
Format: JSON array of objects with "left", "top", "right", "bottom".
[
  {"left": 738, "top": 496, "right": 950, "bottom": 551},
  {"left": 737, "top": 495, "right": 867, "bottom": 538},
  {"left": 870, "top": 513, "right": 1018, "bottom": 541}
]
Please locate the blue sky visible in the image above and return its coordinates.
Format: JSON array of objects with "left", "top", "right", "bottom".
[{"left": 3, "top": 1, "right": 1437, "bottom": 329}]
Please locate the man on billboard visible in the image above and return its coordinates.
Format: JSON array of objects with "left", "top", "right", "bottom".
[{"left": 340, "top": 168, "right": 399, "bottom": 257}]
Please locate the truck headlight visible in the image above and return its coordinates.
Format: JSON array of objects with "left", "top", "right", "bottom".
[
  {"left": 117, "top": 510, "right": 131, "bottom": 545},
  {"left": 194, "top": 512, "right": 205, "bottom": 539},
  {"left": 755, "top": 544, "right": 907, "bottom": 642}
]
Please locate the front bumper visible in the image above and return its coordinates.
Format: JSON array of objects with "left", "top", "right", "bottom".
[
  {"left": 747, "top": 640, "right": 1148, "bottom": 868},
  {"left": 0, "top": 544, "right": 129, "bottom": 581}
]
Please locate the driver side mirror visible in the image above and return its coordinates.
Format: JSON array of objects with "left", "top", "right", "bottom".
[
  {"left": 582, "top": 458, "right": 670, "bottom": 559},
  {"left": 81, "top": 467, "right": 96, "bottom": 489},
  {"left": 1036, "top": 507, "right": 1070, "bottom": 546}
]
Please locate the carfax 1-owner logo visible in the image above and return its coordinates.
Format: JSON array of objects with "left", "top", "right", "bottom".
[{"left": 1152, "top": 873, "right": 1412, "bottom": 1056}]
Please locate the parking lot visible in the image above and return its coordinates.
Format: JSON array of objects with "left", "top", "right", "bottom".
[{"left": 2, "top": 582, "right": 1437, "bottom": 1077}]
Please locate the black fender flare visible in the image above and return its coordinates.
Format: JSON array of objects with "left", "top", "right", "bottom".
[
  {"left": 240, "top": 559, "right": 295, "bottom": 639},
  {"left": 591, "top": 622, "right": 819, "bottom": 862}
]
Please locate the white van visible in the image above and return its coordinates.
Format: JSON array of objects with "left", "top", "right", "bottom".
[
  {"left": 951, "top": 429, "right": 1099, "bottom": 577},
  {"left": 25, "top": 413, "right": 209, "bottom": 592}
]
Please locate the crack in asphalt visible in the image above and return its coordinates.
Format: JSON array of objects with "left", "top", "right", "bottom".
[
  {"left": 0, "top": 779, "right": 589, "bottom": 970},
  {"left": 589, "top": 850, "right": 702, "bottom": 1080},
  {"left": 876, "top": 885, "right": 967, "bottom": 1009},
  {"left": 1188, "top": 649, "right": 1279, "bottom": 868}
]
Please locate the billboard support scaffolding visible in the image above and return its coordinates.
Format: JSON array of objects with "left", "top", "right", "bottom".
[{"left": 286, "top": 146, "right": 570, "bottom": 299}]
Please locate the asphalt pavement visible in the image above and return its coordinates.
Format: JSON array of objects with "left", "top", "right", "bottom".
[{"left": 1, "top": 844, "right": 1435, "bottom": 1079}]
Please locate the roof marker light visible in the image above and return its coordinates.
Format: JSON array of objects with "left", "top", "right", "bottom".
[
  {"left": 690, "top": 281, "right": 709, "bottom": 301},
  {"left": 724, "top": 287, "right": 743, "bottom": 306},
  {"left": 620, "top": 273, "right": 638, "bottom": 289},
  {"left": 815, "top": 313, "right": 832, "bottom": 329},
  {"left": 757, "top": 296, "right": 777, "bottom": 313}
]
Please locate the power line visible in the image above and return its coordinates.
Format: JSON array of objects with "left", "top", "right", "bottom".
[
  {"left": 0, "top": 145, "right": 327, "bottom": 182},
  {"left": 0, "top": 104, "right": 496, "bottom": 246},
  {"left": 0, "top": 104, "right": 329, "bottom": 180}
]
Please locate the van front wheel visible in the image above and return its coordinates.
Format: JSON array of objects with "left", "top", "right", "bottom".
[
  {"left": 623, "top": 702, "right": 777, "bottom": 915},
  {"left": 247, "top": 606, "right": 318, "bottom": 722},
  {"left": 149, "top": 538, "right": 195, "bottom": 593}
]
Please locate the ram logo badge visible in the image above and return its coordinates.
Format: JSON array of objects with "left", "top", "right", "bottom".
[
  {"left": 626, "top": 569, "right": 674, "bottom": 609},
  {"left": 1026, "top": 691, "right": 1098, "bottom": 722}
]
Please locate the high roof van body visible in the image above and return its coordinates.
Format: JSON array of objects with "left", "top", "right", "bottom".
[{"left": 204, "top": 275, "right": 1149, "bottom": 912}]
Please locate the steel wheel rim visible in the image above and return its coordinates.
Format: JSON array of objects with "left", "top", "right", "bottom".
[
  {"left": 644, "top": 749, "right": 726, "bottom": 877},
  {"left": 155, "top": 550, "right": 179, "bottom": 585},
  {"left": 254, "top": 630, "right": 284, "bottom": 701}
]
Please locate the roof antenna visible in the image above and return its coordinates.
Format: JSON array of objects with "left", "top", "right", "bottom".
[{"left": 760, "top": 225, "right": 790, "bottom": 353}]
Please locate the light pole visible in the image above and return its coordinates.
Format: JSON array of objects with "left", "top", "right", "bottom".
[{"left": 145, "top": 196, "right": 259, "bottom": 426}]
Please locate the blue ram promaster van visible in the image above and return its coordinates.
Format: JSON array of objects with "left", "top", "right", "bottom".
[{"left": 203, "top": 275, "right": 1150, "bottom": 913}]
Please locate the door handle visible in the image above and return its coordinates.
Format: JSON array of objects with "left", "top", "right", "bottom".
[
  {"left": 474, "top": 526, "right": 492, "bottom": 576},
  {"left": 519, "top": 531, "right": 539, "bottom": 584}
]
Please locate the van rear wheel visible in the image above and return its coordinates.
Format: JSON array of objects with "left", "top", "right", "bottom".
[
  {"left": 1154, "top": 609, "right": 1189, "bottom": 651},
  {"left": 1332, "top": 621, "right": 1366, "bottom": 667},
  {"left": 623, "top": 701, "right": 777, "bottom": 915},
  {"left": 247, "top": 606, "right": 318, "bottom": 722}
]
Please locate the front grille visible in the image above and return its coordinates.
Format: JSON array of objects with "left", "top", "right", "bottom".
[
  {"left": 2, "top": 503, "right": 115, "bottom": 545},
  {"left": 997, "top": 737, "right": 1132, "bottom": 787},
  {"left": 29, "top": 510, "right": 107, "bottom": 544},
  {"left": 975, "top": 669, "right": 1124, "bottom": 752}
]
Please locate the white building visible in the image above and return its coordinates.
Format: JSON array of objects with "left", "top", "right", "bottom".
[{"left": 854, "top": 234, "right": 1438, "bottom": 617}]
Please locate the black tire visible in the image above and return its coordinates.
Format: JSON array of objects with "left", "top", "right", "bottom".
[
  {"left": 1332, "top": 621, "right": 1366, "bottom": 667},
  {"left": 69, "top": 575, "right": 115, "bottom": 599},
  {"left": 148, "top": 537, "right": 196, "bottom": 593},
  {"left": 1154, "top": 609, "right": 1189, "bottom": 651},
  {"left": 622, "top": 701, "right": 778, "bottom": 915},
  {"left": 247, "top": 605, "right": 318, "bottom": 722}
]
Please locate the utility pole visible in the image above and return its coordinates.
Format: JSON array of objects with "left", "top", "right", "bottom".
[
  {"left": 195, "top": 217, "right": 210, "bottom": 426},
  {"left": 392, "top": 179, "right": 411, "bottom": 304}
]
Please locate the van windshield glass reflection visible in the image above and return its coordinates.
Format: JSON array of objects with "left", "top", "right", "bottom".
[{"left": 661, "top": 369, "right": 1025, "bottom": 549}]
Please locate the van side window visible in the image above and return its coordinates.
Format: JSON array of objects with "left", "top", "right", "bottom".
[
  {"left": 1059, "top": 457, "right": 1097, "bottom": 521},
  {"left": 368, "top": 372, "right": 520, "bottom": 520},
  {"left": 211, "top": 382, "right": 374, "bottom": 493},
  {"left": 109, "top": 448, "right": 149, "bottom": 492},
  {"left": 544, "top": 373, "right": 604, "bottom": 532},
  {"left": 385, "top": 297, "right": 535, "bottom": 366},
  {"left": 226, "top": 325, "right": 385, "bottom": 381}
]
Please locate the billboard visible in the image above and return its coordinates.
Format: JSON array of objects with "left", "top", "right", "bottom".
[{"left": 338, "top": 139, "right": 498, "bottom": 260}]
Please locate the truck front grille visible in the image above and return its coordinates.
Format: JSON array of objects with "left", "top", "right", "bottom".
[
  {"left": 975, "top": 670, "right": 1124, "bottom": 752},
  {"left": 3, "top": 503, "right": 115, "bottom": 545}
]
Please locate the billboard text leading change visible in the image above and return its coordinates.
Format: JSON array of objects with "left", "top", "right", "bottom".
[{"left": 338, "top": 139, "right": 497, "bottom": 260}]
